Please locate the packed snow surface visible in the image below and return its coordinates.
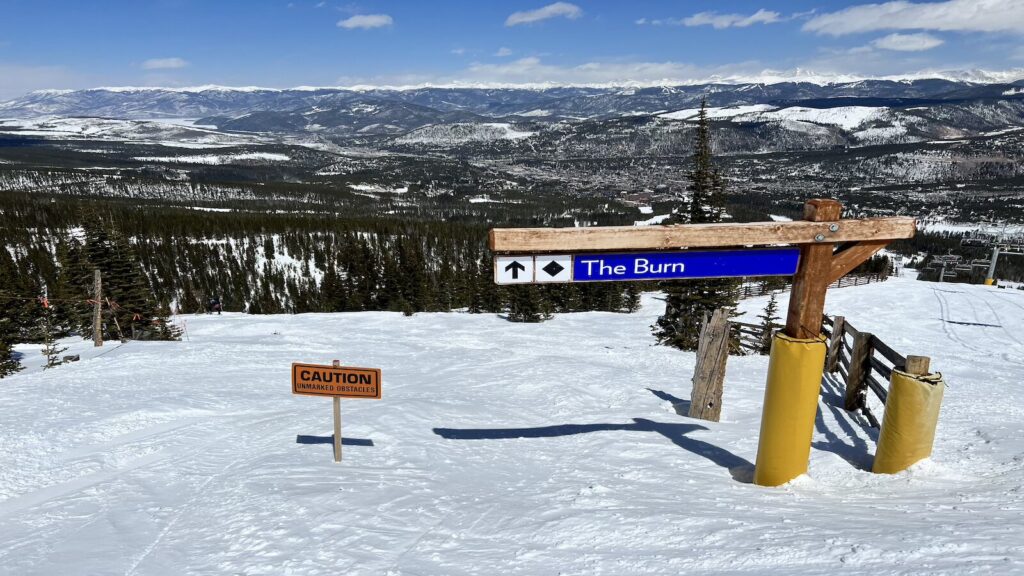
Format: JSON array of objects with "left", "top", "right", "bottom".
[{"left": 2, "top": 279, "right": 1023, "bottom": 574}]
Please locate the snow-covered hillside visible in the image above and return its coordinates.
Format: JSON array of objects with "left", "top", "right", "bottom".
[
  {"left": 0, "top": 116, "right": 267, "bottom": 148},
  {"left": 2, "top": 278, "right": 1023, "bottom": 574},
  {"left": 395, "top": 122, "right": 535, "bottom": 145}
]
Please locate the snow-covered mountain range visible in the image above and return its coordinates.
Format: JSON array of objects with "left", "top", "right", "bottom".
[{"left": 3, "top": 78, "right": 1023, "bottom": 123}]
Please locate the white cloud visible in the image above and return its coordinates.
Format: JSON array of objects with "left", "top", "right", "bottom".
[
  {"left": 337, "top": 13, "right": 393, "bottom": 29},
  {"left": 505, "top": 2, "right": 582, "bottom": 26},
  {"left": 142, "top": 57, "right": 189, "bottom": 70},
  {"left": 495, "top": 47, "right": 513, "bottom": 57},
  {"left": 804, "top": 0, "right": 1024, "bottom": 36},
  {"left": 872, "top": 32, "right": 945, "bottom": 51},
  {"left": 683, "top": 9, "right": 781, "bottom": 29},
  {"left": 451, "top": 48, "right": 466, "bottom": 56},
  {"left": 456, "top": 57, "right": 714, "bottom": 85}
]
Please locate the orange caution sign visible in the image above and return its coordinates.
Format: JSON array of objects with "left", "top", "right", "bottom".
[{"left": 291, "top": 362, "right": 382, "bottom": 399}]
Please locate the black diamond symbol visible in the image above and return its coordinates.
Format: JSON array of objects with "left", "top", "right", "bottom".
[{"left": 542, "top": 261, "right": 565, "bottom": 277}]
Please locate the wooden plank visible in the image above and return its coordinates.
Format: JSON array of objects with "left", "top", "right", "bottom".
[
  {"left": 333, "top": 359, "right": 342, "bottom": 463},
  {"left": 837, "top": 365, "right": 849, "bottom": 382},
  {"left": 844, "top": 320, "right": 861, "bottom": 337},
  {"left": 732, "top": 321, "right": 763, "bottom": 329},
  {"left": 689, "top": 309, "right": 730, "bottom": 422},
  {"left": 785, "top": 199, "right": 843, "bottom": 339},
  {"left": 866, "top": 374, "right": 888, "bottom": 403},
  {"left": 825, "top": 315, "right": 845, "bottom": 373},
  {"left": 869, "top": 336, "right": 906, "bottom": 366},
  {"left": 827, "top": 240, "right": 889, "bottom": 284},
  {"left": 845, "top": 330, "right": 873, "bottom": 411},
  {"left": 861, "top": 404, "right": 881, "bottom": 429},
  {"left": 489, "top": 216, "right": 916, "bottom": 252},
  {"left": 869, "top": 355, "right": 893, "bottom": 380},
  {"left": 333, "top": 396, "right": 342, "bottom": 463}
]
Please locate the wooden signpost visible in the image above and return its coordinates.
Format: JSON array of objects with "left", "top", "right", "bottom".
[
  {"left": 490, "top": 199, "right": 916, "bottom": 486},
  {"left": 292, "top": 360, "right": 381, "bottom": 462}
]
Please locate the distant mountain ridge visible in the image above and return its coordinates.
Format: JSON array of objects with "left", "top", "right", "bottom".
[{"left": 3, "top": 77, "right": 1024, "bottom": 123}]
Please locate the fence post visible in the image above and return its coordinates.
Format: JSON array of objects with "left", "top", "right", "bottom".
[
  {"left": 93, "top": 269, "right": 103, "bottom": 347},
  {"left": 845, "top": 329, "right": 872, "bottom": 411},
  {"left": 689, "top": 308, "right": 730, "bottom": 422},
  {"left": 873, "top": 354, "right": 943, "bottom": 474},
  {"left": 904, "top": 355, "right": 930, "bottom": 375},
  {"left": 825, "top": 315, "right": 845, "bottom": 373}
]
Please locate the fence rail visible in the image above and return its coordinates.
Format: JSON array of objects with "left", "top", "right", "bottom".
[
  {"left": 738, "top": 272, "right": 889, "bottom": 300},
  {"left": 822, "top": 315, "right": 909, "bottom": 428},
  {"left": 732, "top": 320, "right": 780, "bottom": 355}
]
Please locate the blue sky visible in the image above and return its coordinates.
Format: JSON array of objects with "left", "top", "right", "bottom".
[{"left": 1, "top": 0, "right": 1022, "bottom": 97}]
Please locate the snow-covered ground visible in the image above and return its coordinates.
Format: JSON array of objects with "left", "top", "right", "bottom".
[
  {"left": 132, "top": 152, "right": 291, "bottom": 165},
  {"left": 2, "top": 278, "right": 1023, "bottom": 574},
  {"left": 395, "top": 122, "right": 534, "bottom": 145},
  {"left": 0, "top": 116, "right": 265, "bottom": 149}
]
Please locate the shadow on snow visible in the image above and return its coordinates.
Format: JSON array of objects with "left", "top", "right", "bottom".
[
  {"left": 813, "top": 373, "right": 878, "bottom": 470},
  {"left": 296, "top": 434, "right": 375, "bottom": 447},
  {"left": 433, "top": 416, "right": 754, "bottom": 483}
]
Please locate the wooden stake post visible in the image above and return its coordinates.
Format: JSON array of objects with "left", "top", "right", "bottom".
[
  {"left": 332, "top": 360, "right": 343, "bottom": 462},
  {"left": 93, "top": 269, "right": 103, "bottom": 347},
  {"left": 291, "top": 360, "right": 382, "bottom": 463},
  {"left": 489, "top": 199, "right": 915, "bottom": 485}
]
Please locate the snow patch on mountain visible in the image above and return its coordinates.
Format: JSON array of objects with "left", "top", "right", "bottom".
[
  {"left": 759, "top": 106, "right": 887, "bottom": 131},
  {"left": 133, "top": 152, "right": 290, "bottom": 165},
  {"left": 349, "top": 183, "right": 409, "bottom": 194},
  {"left": 660, "top": 104, "right": 776, "bottom": 121},
  {"left": 0, "top": 116, "right": 265, "bottom": 147},
  {"left": 395, "top": 123, "right": 534, "bottom": 145}
]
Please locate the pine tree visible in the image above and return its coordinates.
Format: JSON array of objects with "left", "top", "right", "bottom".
[
  {"left": 623, "top": 283, "right": 641, "bottom": 313},
  {"left": 507, "top": 285, "right": 551, "bottom": 322},
  {"left": 654, "top": 97, "right": 739, "bottom": 350},
  {"left": 81, "top": 211, "right": 178, "bottom": 340},
  {"left": 38, "top": 304, "right": 68, "bottom": 369},
  {"left": 0, "top": 339, "right": 20, "bottom": 378},
  {"left": 757, "top": 292, "right": 781, "bottom": 355}
]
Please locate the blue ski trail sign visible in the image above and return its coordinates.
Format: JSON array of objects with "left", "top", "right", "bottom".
[{"left": 495, "top": 248, "right": 800, "bottom": 285}]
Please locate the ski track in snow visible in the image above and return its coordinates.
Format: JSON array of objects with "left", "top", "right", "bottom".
[{"left": 1, "top": 280, "right": 1024, "bottom": 574}]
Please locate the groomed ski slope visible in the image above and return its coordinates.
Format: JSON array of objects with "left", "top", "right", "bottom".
[{"left": 1, "top": 276, "right": 1023, "bottom": 575}]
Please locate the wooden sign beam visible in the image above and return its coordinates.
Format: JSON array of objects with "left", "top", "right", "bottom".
[
  {"left": 785, "top": 199, "right": 842, "bottom": 339},
  {"left": 827, "top": 240, "right": 889, "bottom": 285},
  {"left": 489, "top": 217, "right": 915, "bottom": 253}
]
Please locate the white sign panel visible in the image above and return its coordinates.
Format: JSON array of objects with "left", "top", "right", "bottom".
[
  {"left": 534, "top": 254, "right": 572, "bottom": 283},
  {"left": 495, "top": 255, "right": 534, "bottom": 284}
]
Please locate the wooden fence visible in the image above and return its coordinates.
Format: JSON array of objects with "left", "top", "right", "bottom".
[
  {"left": 726, "top": 314, "right": 922, "bottom": 428},
  {"left": 732, "top": 321, "right": 779, "bottom": 355},
  {"left": 821, "top": 315, "right": 912, "bottom": 428},
  {"left": 737, "top": 272, "right": 889, "bottom": 301}
]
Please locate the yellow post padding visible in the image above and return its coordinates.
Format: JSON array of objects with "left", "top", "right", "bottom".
[
  {"left": 872, "top": 370, "right": 945, "bottom": 474},
  {"left": 984, "top": 278, "right": 995, "bottom": 286},
  {"left": 753, "top": 333, "right": 828, "bottom": 487}
]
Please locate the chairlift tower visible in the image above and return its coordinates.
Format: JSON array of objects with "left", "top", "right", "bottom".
[{"left": 960, "top": 228, "right": 1024, "bottom": 285}]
